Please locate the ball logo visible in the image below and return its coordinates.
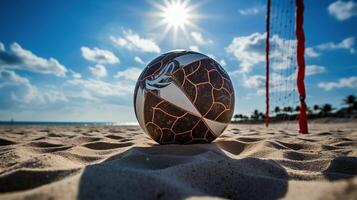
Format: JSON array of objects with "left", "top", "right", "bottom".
[
  {"left": 145, "top": 60, "right": 179, "bottom": 90},
  {"left": 134, "top": 50, "right": 235, "bottom": 144}
]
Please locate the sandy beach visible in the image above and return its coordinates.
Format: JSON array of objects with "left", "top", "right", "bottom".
[{"left": 0, "top": 121, "right": 356, "bottom": 200}]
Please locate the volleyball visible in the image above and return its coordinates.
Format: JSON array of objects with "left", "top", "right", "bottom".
[{"left": 134, "top": 50, "right": 235, "bottom": 144}]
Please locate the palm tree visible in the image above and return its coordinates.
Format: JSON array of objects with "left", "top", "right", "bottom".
[
  {"left": 233, "top": 114, "right": 239, "bottom": 122},
  {"left": 321, "top": 104, "right": 333, "bottom": 116},
  {"left": 251, "top": 109, "right": 259, "bottom": 120},
  {"left": 283, "top": 106, "right": 293, "bottom": 114},
  {"left": 343, "top": 95, "right": 356, "bottom": 107},
  {"left": 313, "top": 104, "right": 320, "bottom": 114},
  {"left": 259, "top": 112, "right": 265, "bottom": 120},
  {"left": 274, "top": 106, "right": 281, "bottom": 114}
]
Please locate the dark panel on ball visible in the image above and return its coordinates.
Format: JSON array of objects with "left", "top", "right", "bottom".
[
  {"left": 144, "top": 92, "right": 163, "bottom": 123},
  {"left": 175, "top": 132, "right": 193, "bottom": 144},
  {"left": 182, "top": 80, "right": 197, "bottom": 102},
  {"left": 213, "top": 89, "right": 231, "bottom": 109},
  {"left": 187, "top": 65, "right": 209, "bottom": 84},
  {"left": 194, "top": 83, "right": 213, "bottom": 115},
  {"left": 209, "top": 70, "right": 223, "bottom": 89},
  {"left": 172, "top": 113, "right": 200, "bottom": 133},
  {"left": 161, "top": 129, "right": 175, "bottom": 144},
  {"left": 204, "top": 103, "right": 226, "bottom": 120},
  {"left": 183, "top": 60, "right": 200, "bottom": 75},
  {"left": 146, "top": 122, "right": 163, "bottom": 142},
  {"left": 172, "top": 69, "right": 185, "bottom": 87},
  {"left": 153, "top": 109, "right": 176, "bottom": 129},
  {"left": 192, "top": 120, "right": 208, "bottom": 138}
]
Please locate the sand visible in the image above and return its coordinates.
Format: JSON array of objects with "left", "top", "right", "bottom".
[{"left": 0, "top": 121, "right": 356, "bottom": 200}]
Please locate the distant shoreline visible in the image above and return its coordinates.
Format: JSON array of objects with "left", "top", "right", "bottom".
[
  {"left": 231, "top": 117, "right": 357, "bottom": 124},
  {"left": 0, "top": 121, "right": 139, "bottom": 126},
  {"left": 1, "top": 117, "right": 356, "bottom": 126}
]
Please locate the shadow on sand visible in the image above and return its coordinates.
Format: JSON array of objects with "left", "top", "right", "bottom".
[
  {"left": 323, "top": 156, "right": 357, "bottom": 181},
  {"left": 77, "top": 142, "right": 289, "bottom": 200}
]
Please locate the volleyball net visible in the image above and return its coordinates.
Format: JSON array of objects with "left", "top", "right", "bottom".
[{"left": 265, "top": 0, "right": 308, "bottom": 133}]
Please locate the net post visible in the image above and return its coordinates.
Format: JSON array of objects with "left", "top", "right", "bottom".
[
  {"left": 295, "top": 0, "right": 308, "bottom": 134},
  {"left": 265, "top": 0, "right": 271, "bottom": 128}
]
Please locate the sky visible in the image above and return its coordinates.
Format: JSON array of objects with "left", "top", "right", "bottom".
[{"left": 0, "top": 0, "right": 356, "bottom": 122}]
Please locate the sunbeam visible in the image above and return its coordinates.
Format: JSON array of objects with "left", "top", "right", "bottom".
[{"left": 148, "top": 0, "right": 203, "bottom": 46}]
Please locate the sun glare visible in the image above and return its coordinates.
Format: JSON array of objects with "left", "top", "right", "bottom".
[
  {"left": 149, "top": 0, "right": 203, "bottom": 45},
  {"left": 163, "top": 1, "right": 189, "bottom": 28}
]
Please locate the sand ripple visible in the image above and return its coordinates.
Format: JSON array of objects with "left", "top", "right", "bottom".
[{"left": 0, "top": 122, "right": 356, "bottom": 199}]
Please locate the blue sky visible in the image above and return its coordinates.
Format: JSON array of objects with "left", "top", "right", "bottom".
[{"left": 0, "top": 0, "right": 356, "bottom": 122}]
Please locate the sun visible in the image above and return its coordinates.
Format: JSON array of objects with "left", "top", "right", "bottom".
[
  {"left": 162, "top": 0, "right": 190, "bottom": 29},
  {"left": 149, "top": 0, "right": 203, "bottom": 45}
]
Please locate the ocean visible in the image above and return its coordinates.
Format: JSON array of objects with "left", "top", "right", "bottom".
[{"left": 0, "top": 121, "right": 139, "bottom": 126}]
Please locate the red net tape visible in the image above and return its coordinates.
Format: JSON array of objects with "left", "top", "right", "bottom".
[
  {"left": 265, "top": 0, "right": 271, "bottom": 127},
  {"left": 295, "top": 0, "right": 308, "bottom": 134}
]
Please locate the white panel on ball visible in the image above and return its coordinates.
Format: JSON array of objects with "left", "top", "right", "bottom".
[
  {"left": 159, "top": 83, "right": 201, "bottom": 117},
  {"left": 174, "top": 53, "right": 208, "bottom": 66},
  {"left": 135, "top": 87, "right": 148, "bottom": 134},
  {"left": 203, "top": 118, "right": 228, "bottom": 136}
]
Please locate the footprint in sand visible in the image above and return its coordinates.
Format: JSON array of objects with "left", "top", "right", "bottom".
[
  {"left": 83, "top": 142, "right": 133, "bottom": 150},
  {"left": 0, "top": 138, "right": 16, "bottom": 146},
  {"left": 236, "top": 137, "right": 262, "bottom": 143},
  {"left": 282, "top": 150, "right": 322, "bottom": 161},
  {"left": 27, "top": 141, "right": 64, "bottom": 148},
  {"left": 105, "top": 134, "right": 124, "bottom": 140},
  {"left": 0, "top": 169, "right": 80, "bottom": 193}
]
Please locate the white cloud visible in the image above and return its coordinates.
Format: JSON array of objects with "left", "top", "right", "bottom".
[
  {"left": 114, "top": 67, "right": 141, "bottom": 81},
  {"left": 207, "top": 54, "right": 217, "bottom": 60},
  {"left": 0, "top": 69, "right": 70, "bottom": 105},
  {"left": 305, "top": 47, "right": 321, "bottom": 58},
  {"left": 42, "top": 90, "right": 68, "bottom": 103},
  {"left": 0, "top": 69, "right": 40, "bottom": 103},
  {"left": 328, "top": 0, "right": 357, "bottom": 20},
  {"left": 317, "top": 36, "right": 355, "bottom": 54},
  {"left": 110, "top": 30, "right": 161, "bottom": 53},
  {"left": 190, "top": 31, "right": 213, "bottom": 45},
  {"left": 89, "top": 64, "right": 107, "bottom": 78},
  {"left": 67, "top": 78, "right": 133, "bottom": 97},
  {"left": 0, "top": 69, "right": 30, "bottom": 86},
  {"left": 0, "top": 42, "right": 67, "bottom": 77},
  {"left": 240, "top": 65, "right": 325, "bottom": 96},
  {"left": 0, "top": 69, "right": 34, "bottom": 100},
  {"left": 66, "top": 90, "right": 98, "bottom": 101},
  {"left": 227, "top": 32, "right": 303, "bottom": 73},
  {"left": 270, "top": 73, "right": 298, "bottom": 94},
  {"left": 226, "top": 33, "right": 266, "bottom": 73},
  {"left": 241, "top": 72, "right": 299, "bottom": 96},
  {"left": 226, "top": 33, "right": 264, "bottom": 73},
  {"left": 134, "top": 56, "right": 145, "bottom": 65},
  {"left": 189, "top": 45, "right": 200, "bottom": 52},
  {"left": 69, "top": 69, "right": 81, "bottom": 79},
  {"left": 242, "top": 75, "right": 266, "bottom": 96},
  {"left": 81, "top": 46, "right": 119, "bottom": 64},
  {"left": 239, "top": 6, "right": 264, "bottom": 15},
  {"left": 318, "top": 76, "right": 357, "bottom": 91},
  {"left": 306, "top": 65, "right": 326, "bottom": 75},
  {"left": 244, "top": 75, "right": 265, "bottom": 89},
  {"left": 191, "top": 32, "right": 204, "bottom": 44},
  {"left": 306, "top": 37, "right": 355, "bottom": 57},
  {"left": 219, "top": 59, "right": 227, "bottom": 67}
]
